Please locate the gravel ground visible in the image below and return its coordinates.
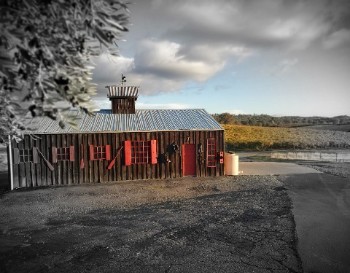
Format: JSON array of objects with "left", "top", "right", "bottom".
[
  {"left": 299, "top": 162, "right": 350, "bottom": 178},
  {"left": 0, "top": 176, "right": 302, "bottom": 273}
]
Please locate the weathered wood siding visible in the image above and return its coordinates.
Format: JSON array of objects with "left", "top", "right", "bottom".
[
  {"left": 9, "top": 130, "right": 224, "bottom": 188},
  {"left": 111, "top": 97, "right": 136, "bottom": 114}
]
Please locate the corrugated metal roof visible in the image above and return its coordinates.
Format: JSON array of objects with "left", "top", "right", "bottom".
[{"left": 25, "top": 109, "right": 223, "bottom": 134}]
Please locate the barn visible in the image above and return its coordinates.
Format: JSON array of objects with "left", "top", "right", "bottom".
[{"left": 7, "top": 85, "right": 225, "bottom": 189}]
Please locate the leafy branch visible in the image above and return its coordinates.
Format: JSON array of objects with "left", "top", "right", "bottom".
[{"left": 0, "top": 0, "right": 129, "bottom": 142}]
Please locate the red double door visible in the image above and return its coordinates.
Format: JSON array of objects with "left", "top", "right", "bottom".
[{"left": 182, "top": 144, "right": 196, "bottom": 176}]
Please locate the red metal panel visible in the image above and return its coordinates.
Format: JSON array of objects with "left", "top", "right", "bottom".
[
  {"left": 182, "top": 144, "right": 196, "bottom": 176},
  {"left": 69, "top": 146, "right": 75, "bottom": 162},
  {"left": 150, "top": 140, "right": 157, "bottom": 164},
  {"left": 89, "top": 145, "right": 95, "bottom": 161},
  {"left": 105, "top": 145, "right": 111, "bottom": 161},
  {"left": 124, "top": 140, "right": 131, "bottom": 166}
]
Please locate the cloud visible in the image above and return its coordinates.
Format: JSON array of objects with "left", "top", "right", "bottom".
[
  {"left": 323, "top": 29, "right": 350, "bottom": 49},
  {"left": 278, "top": 58, "right": 299, "bottom": 74},
  {"left": 136, "top": 102, "right": 193, "bottom": 109},
  {"left": 91, "top": 0, "right": 350, "bottom": 113},
  {"left": 157, "top": 0, "right": 340, "bottom": 50},
  {"left": 134, "top": 39, "right": 224, "bottom": 81},
  {"left": 91, "top": 54, "right": 134, "bottom": 85},
  {"left": 92, "top": 38, "right": 250, "bottom": 96}
]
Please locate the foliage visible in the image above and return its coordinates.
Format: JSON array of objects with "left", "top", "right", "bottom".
[
  {"left": 224, "top": 124, "right": 350, "bottom": 151},
  {"left": 0, "top": 0, "right": 129, "bottom": 142},
  {"left": 213, "top": 113, "right": 350, "bottom": 127}
]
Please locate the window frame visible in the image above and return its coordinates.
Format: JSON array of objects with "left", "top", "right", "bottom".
[
  {"left": 89, "top": 145, "right": 111, "bottom": 161},
  {"left": 52, "top": 146, "right": 75, "bottom": 163},
  {"left": 19, "top": 148, "right": 33, "bottom": 163},
  {"left": 124, "top": 140, "right": 157, "bottom": 166},
  {"left": 57, "top": 147, "right": 70, "bottom": 161},
  {"left": 131, "top": 141, "right": 151, "bottom": 164}
]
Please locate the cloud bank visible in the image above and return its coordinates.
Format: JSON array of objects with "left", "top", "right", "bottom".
[{"left": 91, "top": 0, "right": 350, "bottom": 114}]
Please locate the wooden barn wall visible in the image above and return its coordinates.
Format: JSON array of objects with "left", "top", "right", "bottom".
[{"left": 10, "top": 130, "right": 224, "bottom": 188}]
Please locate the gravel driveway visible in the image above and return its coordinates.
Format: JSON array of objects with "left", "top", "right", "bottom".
[{"left": 0, "top": 176, "right": 302, "bottom": 273}]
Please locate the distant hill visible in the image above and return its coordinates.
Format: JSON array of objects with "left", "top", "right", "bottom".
[
  {"left": 212, "top": 113, "right": 350, "bottom": 130},
  {"left": 223, "top": 124, "right": 350, "bottom": 151}
]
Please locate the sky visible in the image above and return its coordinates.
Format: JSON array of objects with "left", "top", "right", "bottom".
[{"left": 91, "top": 0, "right": 350, "bottom": 117}]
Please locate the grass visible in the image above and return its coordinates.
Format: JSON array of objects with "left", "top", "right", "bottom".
[{"left": 223, "top": 124, "right": 350, "bottom": 151}]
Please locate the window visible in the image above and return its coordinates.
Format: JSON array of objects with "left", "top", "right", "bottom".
[
  {"left": 132, "top": 141, "right": 151, "bottom": 164},
  {"left": 19, "top": 149, "right": 33, "bottom": 163},
  {"left": 57, "top": 147, "right": 70, "bottom": 161},
  {"left": 89, "top": 145, "right": 111, "bottom": 161},
  {"left": 207, "top": 138, "right": 216, "bottom": 167},
  {"left": 124, "top": 140, "right": 157, "bottom": 165},
  {"left": 94, "top": 146, "right": 106, "bottom": 160},
  {"left": 13, "top": 148, "right": 38, "bottom": 164},
  {"left": 52, "top": 146, "right": 75, "bottom": 163}
]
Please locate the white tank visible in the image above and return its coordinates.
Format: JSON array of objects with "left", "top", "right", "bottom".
[{"left": 224, "top": 153, "right": 239, "bottom": 175}]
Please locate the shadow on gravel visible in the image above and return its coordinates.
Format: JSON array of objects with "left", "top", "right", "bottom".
[{"left": 0, "top": 186, "right": 302, "bottom": 273}]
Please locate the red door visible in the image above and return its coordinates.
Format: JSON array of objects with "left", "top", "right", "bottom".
[{"left": 182, "top": 144, "right": 196, "bottom": 176}]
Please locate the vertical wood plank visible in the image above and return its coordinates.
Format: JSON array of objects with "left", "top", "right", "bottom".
[
  {"left": 132, "top": 132, "right": 138, "bottom": 180},
  {"left": 17, "top": 139, "right": 25, "bottom": 188},
  {"left": 83, "top": 134, "right": 89, "bottom": 184},
  {"left": 72, "top": 134, "right": 78, "bottom": 184},
  {"left": 118, "top": 133, "right": 124, "bottom": 181},
  {"left": 45, "top": 135, "right": 52, "bottom": 186},
  {"left": 23, "top": 135, "right": 32, "bottom": 187},
  {"left": 87, "top": 134, "right": 93, "bottom": 183},
  {"left": 34, "top": 137, "right": 41, "bottom": 186},
  {"left": 93, "top": 134, "right": 99, "bottom": 183},
  {"left": 173, "top": 132, "right": 180, "bottom": 177},
  {"left": 159, "top": 131, "right": 165, "bottom": 179},
  {"left": 102, "top": 133, "right": 108, "bottom": 182},
  {"left": 11, "top": 139, "right": 19, "bottom": 189}
]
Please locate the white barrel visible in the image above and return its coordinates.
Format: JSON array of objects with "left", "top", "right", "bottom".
[{"left": 224, "top": 153, "right": 239, "bottom": 175}]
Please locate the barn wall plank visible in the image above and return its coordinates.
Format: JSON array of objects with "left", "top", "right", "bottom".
[
  {"left": 10, "top": 139, "right": 19, "bottom": 189},
  {"left": 12, "top": 128, "right": 224, "bottom": 188}
]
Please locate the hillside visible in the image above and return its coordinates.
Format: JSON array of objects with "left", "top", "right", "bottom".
[
  {"left": 223, "top": 124, "right": 350, "bottom": 151},
  {"left": 213, "top": 113, "right": 350, "bottom": 129}
]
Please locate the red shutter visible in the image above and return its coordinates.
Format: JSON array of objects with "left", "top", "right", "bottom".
[
  {"left": 13, "top": 148, "right": 20, "bottom": 164},
  {"left": 69, "top": 146, "right": 75, "bottom": 161},
  {"left": 51, "top": 147, "right": 57, "bottom": 163},
  {"left": 32, "top": 147, "right": 39, "bottom": 164},
  {"left": 150, "top": 140, "right": 157, "bottom": 164},
  {"left": 124, "top": 140, "right": 131, "bottom": 166},
  {"left": 105, "top": 145, "right": 111, "bottom": 161},
  {"left": 89, "top": 145, "right": 95, "bottom": 161}
]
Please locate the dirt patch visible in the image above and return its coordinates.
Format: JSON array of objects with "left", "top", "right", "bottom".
[{"left": 0, "top": 176, "right": 302, "bottom": 273}]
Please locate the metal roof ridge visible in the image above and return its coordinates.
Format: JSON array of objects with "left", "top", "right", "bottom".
[{"left": 135, "top": 108, "right": 206, "bottom": 111}]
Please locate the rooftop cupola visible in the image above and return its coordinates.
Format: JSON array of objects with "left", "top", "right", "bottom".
[{"left": 105, "top": 75, "right": 139, "bottom": 114}]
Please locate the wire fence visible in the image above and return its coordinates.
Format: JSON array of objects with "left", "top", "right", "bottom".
[{"left": 271, "top": 151, "right": 350, "bottom": 162}]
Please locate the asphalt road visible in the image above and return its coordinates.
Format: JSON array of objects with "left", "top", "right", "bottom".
[
  {"left": 240, "top": 162, "right": 321, "bottom": 175},
  {"left": 239, "top": 162, "right": 350, "bottom": 273},
  {"left": 280, "top": 173, "right": 350, "bottom": 273}
]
